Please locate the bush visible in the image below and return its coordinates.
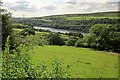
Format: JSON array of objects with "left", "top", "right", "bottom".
[
  {"left": 12, "top": 23, "right": 28, "bottom": 29},
  {"left": 2, "top": 36, "right": 70, "bottom": 79},
  {"left": 82, "top": 33, "right": 97, "bottom": 48},
  {"left": 75, "top": 39, "right": 83, "bottom": 47},
  {"left": 66, "top": 37, "right": 77, "bottom": 46},
  {"left": 20, "top": 28, "right": 35, "bottom": 36},
  {"left": 47, "top": 60, "right": 70, "bottom": 78},
  {"left": 65, "top": 32, "right": 83, "bottom": 38},
  {"left": 48, "top": 32, "right": 65, "bottom": 45}
]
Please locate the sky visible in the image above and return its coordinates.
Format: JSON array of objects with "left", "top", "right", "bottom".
[{"left": 2, "top": 0, "right": 120, "bottom": 17}]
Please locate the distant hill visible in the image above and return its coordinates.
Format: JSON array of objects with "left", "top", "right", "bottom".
[
  {"left": 14, "top": 11, "right": 119, "bottom": 32},
  {"left": 33, "top": 11, "right": 119, "bottom": 19}
]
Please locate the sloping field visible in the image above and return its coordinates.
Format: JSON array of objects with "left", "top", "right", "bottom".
[{"left": 28, "top": 45, "right": 118, "bottom": 78}]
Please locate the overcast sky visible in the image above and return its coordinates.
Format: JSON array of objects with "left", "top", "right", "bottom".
[{"left": 2, "top": 0, "right": 120, "bottom": 17}]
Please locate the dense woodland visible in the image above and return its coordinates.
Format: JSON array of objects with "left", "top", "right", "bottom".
[{"left": 14, "top": 12, "right": 120, "bottom": 32}]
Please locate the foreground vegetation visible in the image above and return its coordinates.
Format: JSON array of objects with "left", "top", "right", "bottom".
[
  {"left": 2, "top": 36, "right": 118, "bottom": 78},
  {"left": 2, "top": 37, "right": 70, "bottom": 79}
]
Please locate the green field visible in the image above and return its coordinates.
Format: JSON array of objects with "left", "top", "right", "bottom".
[
  {"left": 44, "top": 11, "right": 119, "bottom": 20},
  {"left": 27, "top": 45, "right": 118, "bottom": 78},
  {"left": 41, "top": 11, "right": 119, "bottom": 21},
  {"left": 65, "top": 16, "right": 119, "bottom": 20}
]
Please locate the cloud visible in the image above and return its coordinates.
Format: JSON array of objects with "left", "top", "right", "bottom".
[
  {"left": 42, "top": 5, "right": 57, "bottom": 11},
  {"left": 66, "top": 2, "right": 77, "bottom": 4},
  {"left": 64, "top": 0, "right": 77, "bottom": 4},
  {"left": 11, "top": 2, "right": 34, "bottom": 11},
  {"left": 2, "top": 0, "right": 119, "bottom": 17},
  {"left": 77, "top": 2, "right": 118, "bottom": 12},
  {"left": 62, "top": 1, "right": 118, "bottom": 13},
  {"left": 76, "top": 0, "right": 119, "bottom": 3}
]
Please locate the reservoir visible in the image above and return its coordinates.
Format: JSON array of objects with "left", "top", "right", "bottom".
[{"left": 34, "top": 26, "right": 87, "bottom": 35}]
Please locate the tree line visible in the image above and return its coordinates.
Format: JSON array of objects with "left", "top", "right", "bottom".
[
  {"left": 45, "top": 24, "right": 120, "bottom": 52},
  {"left": 15, "top": 15, "right": 119, "bottom": 32}
]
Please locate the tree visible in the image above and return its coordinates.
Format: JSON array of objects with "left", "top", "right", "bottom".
[
  {"left": 87, "top": 24, "right": 120, "bottom": 52},
  {"left": 66, "top": 32, "right": 83, "bottom": 38},
  {"left": 66, "top": 37, "right": 77, "bottom": 46},
  {"left": 20, "top": 28, "right": 35, "bottom": 36},
  {"left": 90, "top": 24, "right": 112, "bottom": 50},
  {"left": 75, "top": 38, "right": 83, "bottom": 47},
  {"left": 1, "top": 1, "right": 13, "bottom": 49},
  {"left": 82, "top": 33, "right": 97, "bottom": 48},
  {"left": 48, "top": 32, "right": 65, "bottom": 45}
]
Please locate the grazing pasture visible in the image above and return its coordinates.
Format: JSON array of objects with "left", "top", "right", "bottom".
[{"left": 28, "top": 45, "right": 118, "bottom": 78}]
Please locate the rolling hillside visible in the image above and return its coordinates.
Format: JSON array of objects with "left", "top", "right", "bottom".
[{"left": 14, "top": 11, "right": 120, "bottom": 32}]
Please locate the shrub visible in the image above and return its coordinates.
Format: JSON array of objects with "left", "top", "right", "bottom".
[
  {"left": 12, "top": 23, "right": 28, "bottom": 29},
  {"left": 2, "top": 36, "right": 70, "bottom": 79},
  {"left": 66, "top": 37, "right": 77, "bottom": 46},
  {"left": 48, "top": 32, "right": 65, "bottom": 45},
  {"left": 20, "top": 28, "right": 35, "bottom": 36},
  {"left": 65, "top": 32, "right": 83, "bottom": 38},
  {"left": 47, "top": 60, "right": 70, "bottom": 78},
  {"left": 82, "top": 33, "right": 97, "bottom": 48},
  {"left": 75, "top": 39, "right": 83, "bottom": 47}
]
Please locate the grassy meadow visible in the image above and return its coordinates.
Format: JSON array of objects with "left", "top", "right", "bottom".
[
  {"left": 27, "top": 45, "right": 118, "bottom": 78},
  {"left": 2, "top": 11, "right": 119, "bottom": 78},
  {"left": 12, "top": 28, "right": 119, "bottom": 78},
  {"left": 45, "top": 11, "right": 119, "bottom": 20}
]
